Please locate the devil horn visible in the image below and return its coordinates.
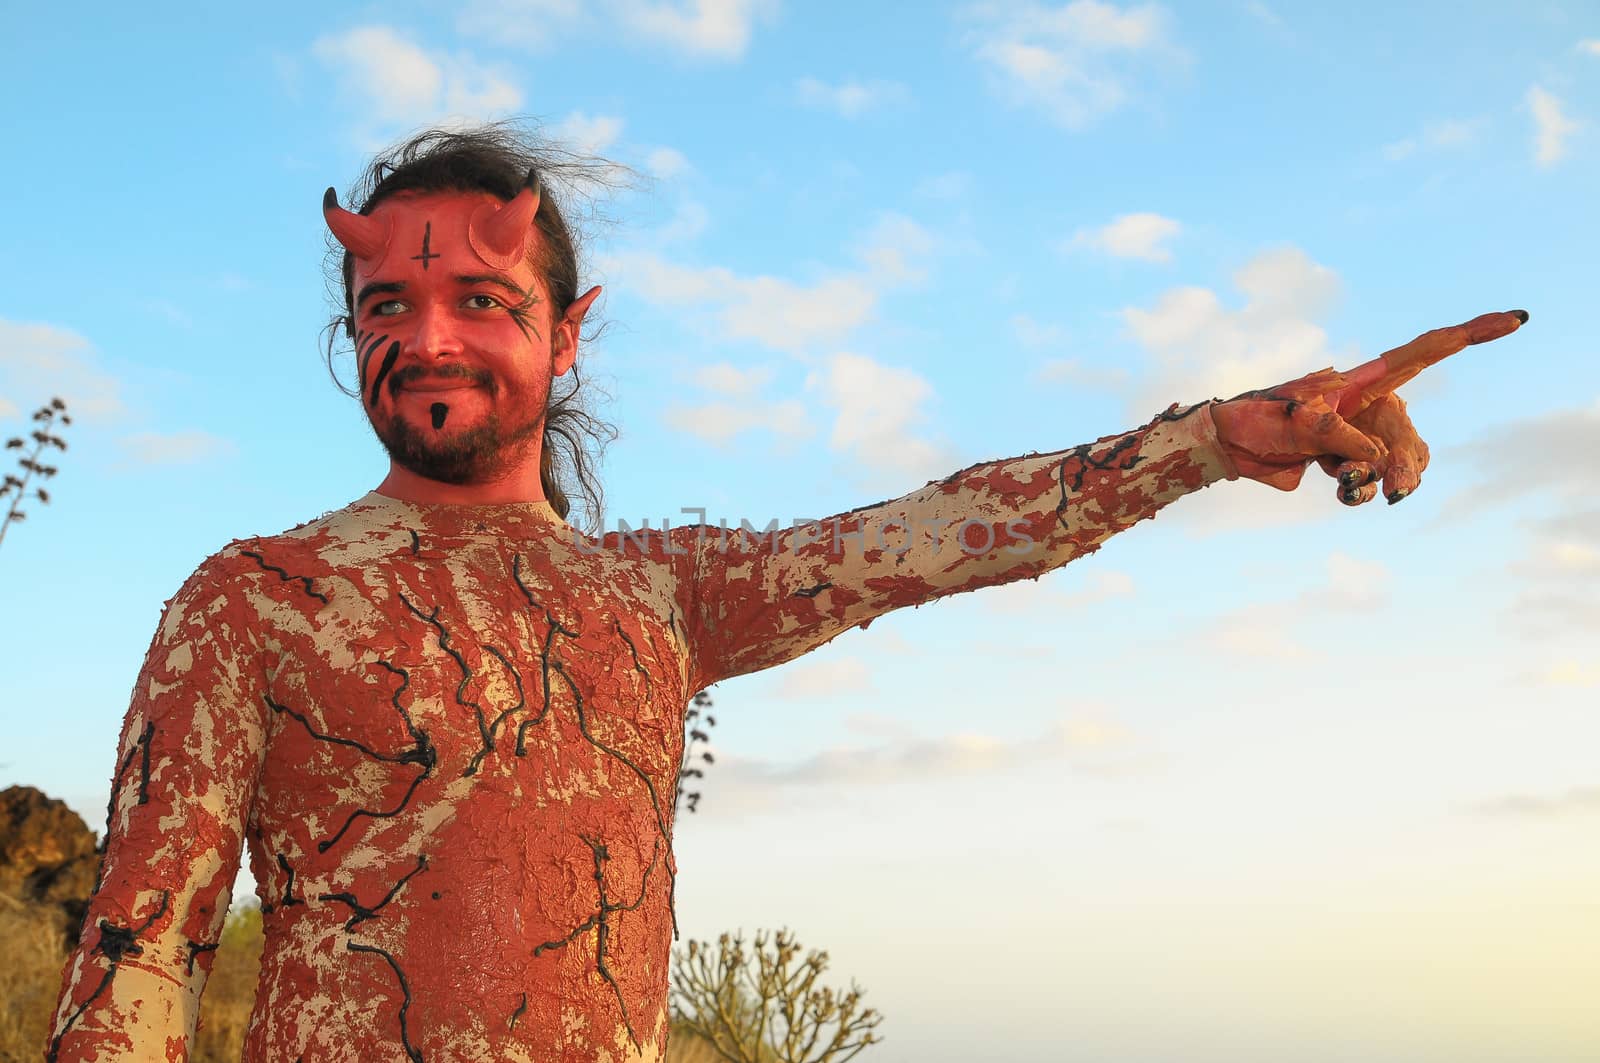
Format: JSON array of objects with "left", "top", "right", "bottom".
[
  {"left": 323, "top": 187, "right": 393, "bottom": 262},
  {"left": 469, "top": 169, "right": 542, "bottom": 270}
]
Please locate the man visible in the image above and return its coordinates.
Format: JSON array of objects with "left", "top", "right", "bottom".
[{"left": 49, "top": 126, "right": 1526, "bottom": 1062}]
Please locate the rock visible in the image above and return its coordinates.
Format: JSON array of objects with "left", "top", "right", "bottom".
[{"left": 0, "top": 786, "right": 99, "bottom": 945}]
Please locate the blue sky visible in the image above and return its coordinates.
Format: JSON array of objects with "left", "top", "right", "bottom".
[{"left": 2, "top": 2, "right": 1597, "bottom": 1059}]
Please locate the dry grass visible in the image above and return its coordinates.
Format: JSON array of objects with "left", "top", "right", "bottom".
[
  {"left": 0, "top": 894, "right": 68, "bottom": 1063},
  {"left": 194, "top": 906, "right": 263, "bottom": 1063}
]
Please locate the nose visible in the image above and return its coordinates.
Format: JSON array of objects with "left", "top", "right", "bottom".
[{"left": 405, "top": 302, "right": 465, "bottom": 362}]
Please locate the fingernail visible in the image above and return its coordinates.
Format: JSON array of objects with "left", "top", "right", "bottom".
[
  {"left": 1512, "top": 310, "right": 1529, "bottom": 324},
  {"left": 1342, "top": 488, "right": 1362, "bottom": 504},
  {"left": 1386, "top": 489, "right": 1410, "bottom": 505},
  {"left": 1340, "top": 469, "right": 1361, "bottom": 488}
]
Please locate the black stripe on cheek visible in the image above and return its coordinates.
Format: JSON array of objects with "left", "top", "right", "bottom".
[
  {"left": 368, "top": 341, "right": 401, "bottom": 407},
  {"left": 359, "top": 333, "right": 388, "bottom": 393}
]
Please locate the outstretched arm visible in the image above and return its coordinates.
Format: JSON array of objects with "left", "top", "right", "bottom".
[
  {"left": 675, "top": 309, "right": 1528, "bottom": 691},
  {"left": 48, "top": 552, "right": 271, "bottom": 1062},
  {"left": 675, "top": 400, "right": 1236, "bottom": 691}
]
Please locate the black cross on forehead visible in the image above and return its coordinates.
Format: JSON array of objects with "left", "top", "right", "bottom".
[{"left": 410, "top": 221, "right": 441, "bottom": 270}]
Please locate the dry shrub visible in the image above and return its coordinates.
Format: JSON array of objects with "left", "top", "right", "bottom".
[
  {"left": 194, "top": 904, "right": 264, "bottom": 1063},
  {"left": 0, "top": 893, "right": 69, "bottom": 1063}
]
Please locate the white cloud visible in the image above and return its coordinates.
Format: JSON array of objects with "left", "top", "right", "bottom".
[
  {"left": 979, "top": 568, "right": 1135, "bottom": 614},
  {"left": 665, "top": 363, "right": 813, "bottom": 446},
  {"left": 1033, "top": 358, "right": 1129, "bottom": 390},
  {"left": 602, "top": 250, "right": 877, "bottom": 353},
  {"left": 662, "top": 397, "right": 813, "bottom": 446},
  {"left": 965, "top": 0, "right": 1180, "bottom": 128},
  {"left": 1243, "top": 2, "right": 1284, "bottom": 30},
  {"left": 119, "top": 431, "right": 236, "bottom": 466},
  {"left": 456, "top": 0, "right": 582, "bottom": 47},
  {"left": 1012, "top": 314, "right": 1066, "bottom": 349},
  {"left": 1298, "top": 551, "right": 1390, "bottom": 612},
  {"left": 1469, "top": 785, "right": 1600, "bottom": 817},
  {"left": 0, "top": 319, "right": 123, "bottom": 421},
  {"left": 1382, "top": 117, "right": 1482, "bottom": 161},
  {"left": 1069, "top": 211, "right": 1182, "bottom": 262},
  {"left": 312, "top": 26, "right": 521, "bottom": 128},
  {"left": 913, "top": 171, "right": 973, "bottom": 200},
  {"left": 645, "top": 146, "right": 691, "bottom": 178},
  {"left": 612, "top": 0, "right": 776, "bottom": 59},
  {"left": 1578, "top": 38, "right": 1600, "bottom": 57},
  {"left": 773, "top": 656, "right": 873, "bottom": 700},
  {"left": 795, "top": 77, "right": 909, "bottom": 118},
  {"left": 1449, "top": 405, "right": 1600, "bottom": 513},
  {"left": 1537, "top": 660, "right": 1600, "bottom": 688},
  {"left": 709, "top": 711, "right": 1143, "bottom": 795},
  {"left": 1526, "top": 85, "right": 1578, "bottom": 167},
  {"left": 810, "top": 352, "right": 952, "bottom": 481},
  {"left": 1121, "top": 244, "right": 1343, "bottom": 413},
  {"left": 692, "top": 363, "right": 775, "bottom": 396},
  {"left": 855, "top": 213, "right": 937, "bottom": 286},
  {"left": 553, "top": 110, "right": 624, "bottom": 154}
]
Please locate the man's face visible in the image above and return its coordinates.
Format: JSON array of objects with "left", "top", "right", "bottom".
[{"left": 349, "top": 191, "right": 567, "bottom": 485}]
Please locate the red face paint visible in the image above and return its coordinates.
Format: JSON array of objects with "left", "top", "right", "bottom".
[{"left": 337, "top": 190, "right": 559, "bottom": 488}]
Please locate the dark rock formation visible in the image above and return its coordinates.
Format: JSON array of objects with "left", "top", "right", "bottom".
[{"left": 0, "top": 786, "right": 98, "bottom": 945}]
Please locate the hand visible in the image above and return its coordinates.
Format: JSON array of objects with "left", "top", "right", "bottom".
[{"left": 1208, "top": 309, "right": 1528, "bottom": 506}]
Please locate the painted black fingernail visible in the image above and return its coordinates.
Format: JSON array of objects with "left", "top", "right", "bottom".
[
  {"left": 1512, "top": 309, "right": 1529, "bottom": 324},
  {"left": 1340, "top": 469, "right": 1361, "bottom": 488},
  {"left": 1342, "top": 488, "right": 1361, "bottom": 504},
  {"left": 1386, "top": 489, "right": 1410, "bottom": 505}
]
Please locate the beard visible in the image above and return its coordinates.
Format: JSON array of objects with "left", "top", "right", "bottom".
[{"left": 367, "top": 366, "right": 546, "bottom": 485}]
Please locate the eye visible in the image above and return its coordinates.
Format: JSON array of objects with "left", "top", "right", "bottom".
[
  {"left": 373, "top": 299, "right": 408, "bottom": 316},
  {"left": 463, "top": 293, "right": 503, "bottom": 310}
]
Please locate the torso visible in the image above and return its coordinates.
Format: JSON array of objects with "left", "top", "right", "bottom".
[{"left": 239, "top": 494, "right": 690, "bottom": 1062}]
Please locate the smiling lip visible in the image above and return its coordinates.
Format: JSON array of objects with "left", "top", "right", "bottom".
[{"left": 401, "top": 380, "right": 479, "bottom": 393}]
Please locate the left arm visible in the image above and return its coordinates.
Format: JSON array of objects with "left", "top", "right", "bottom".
[{"left": 675, "top": 401, "right": 1237, "bottom": 691}]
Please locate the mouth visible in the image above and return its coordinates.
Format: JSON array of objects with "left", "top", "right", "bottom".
[{"left": 399, "top": 379, "right": 480, "bottom": 394}]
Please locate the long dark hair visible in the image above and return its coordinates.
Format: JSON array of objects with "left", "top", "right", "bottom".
[{"left": 322, "top": 122, "right": 620, "bottom": 532}]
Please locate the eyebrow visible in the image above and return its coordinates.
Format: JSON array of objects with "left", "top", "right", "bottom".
[
  {"left": 456, "top": 273, "right": 530, "bottom": 298},
  {"left": 355, "top": 281, "right": 406, "bottom": 307}
]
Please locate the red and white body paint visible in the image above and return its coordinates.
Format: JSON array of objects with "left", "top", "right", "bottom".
[{"left": 48, "top": 412, "right": 1233, "bottom": 1061}]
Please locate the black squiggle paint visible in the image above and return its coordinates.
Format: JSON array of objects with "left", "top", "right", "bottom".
[
  {"left": 135, "top": 720, "right": 154, "bottom": 804},
  {"left": 464, "top": 645, "right": 527, "bottom": 777},
  {"left": 95, "top": 889, "right": 170, "bottom": 963},
  {"left": 509, "top": 554, "right": 580, "bottom": 755},
  {"left": 242, "top": 549, "right": 330, "bottom": 604},
  {"left": 532, "top": 836, "right": 660, "bottom": 1051},
  {"left": 1054, "top": 430, "right": 1145, "bottom": 532},
  {"left": 319, "top": 854, "right": 428, "bottom": 931},
  {"left": 792, "top": 581, "right": 832, "bottom": 599},
  {"left": 275, "top": 852, "right": 303, "bottom": 909},
  {"left": 398, "top": 593, "right": 498, "bottom": 762},
  {"left": 508, "top": 993, "right": 527, "bottom": 1031},
  {"left": 612, "top": 618, "right": 651, "bottom": 695},
  {"left": 346, "top": 941, "right": 424, "bottom": 1063},
  {"left": 185, "top": 940, "right": 220, "bottom": 976},
  {"left": 369, "top": 340, "right": 401, "bottom": 407},
  {"left": 94, "top": 745, "right": 140, "bottom": 894},
  {"left": 47, "top": 967, "right": 115, "bottom": 1061},
  {"left": 262, "top": 660, "right": 435, "bottom": 853}
]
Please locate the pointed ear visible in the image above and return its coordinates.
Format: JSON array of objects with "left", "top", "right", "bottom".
[{"left": 552, "top": 285, "right": 602, "bottom": 377}]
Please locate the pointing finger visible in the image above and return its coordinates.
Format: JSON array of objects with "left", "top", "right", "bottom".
[{"left": 1337, "top": 309, "right": 1528, "bottom": 416}]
